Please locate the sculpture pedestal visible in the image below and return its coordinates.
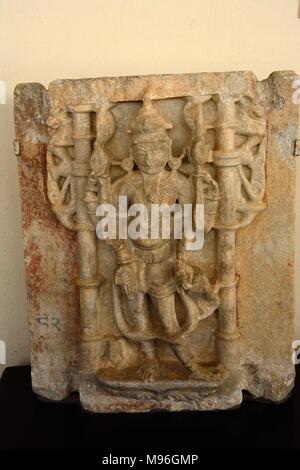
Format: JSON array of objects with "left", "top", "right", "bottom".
[{"left": 96, "top": 362, "right": 228, "bottom": 401}]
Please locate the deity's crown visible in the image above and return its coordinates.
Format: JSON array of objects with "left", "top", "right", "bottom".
[{"left": 129, "top": 98, "right": 172, "bottom": 144}]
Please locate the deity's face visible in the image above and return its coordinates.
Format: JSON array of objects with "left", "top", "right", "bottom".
[{"left": 131, "top": 139, "right": 171, "bottom": 174}]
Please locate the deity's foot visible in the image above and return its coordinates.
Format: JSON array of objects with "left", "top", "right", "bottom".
[
  {"left": 187, "top": 360, "right": 226, "bottom": 382},
  {"left": 137, "top": 359, "right": 159, "bottom": 382}
]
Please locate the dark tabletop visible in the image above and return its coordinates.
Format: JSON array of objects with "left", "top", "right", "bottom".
[{"left": 0, "top": 365, "right": 299, "bottom": 451}]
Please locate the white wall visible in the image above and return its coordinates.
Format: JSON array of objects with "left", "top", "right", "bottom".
[{"left": 0, "top": 0, "right": 299, "bottom": 376}]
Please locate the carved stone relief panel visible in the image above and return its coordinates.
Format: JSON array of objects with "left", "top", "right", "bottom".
[{"left": 14, "top": 71, "right": 297, "bottom": 412}]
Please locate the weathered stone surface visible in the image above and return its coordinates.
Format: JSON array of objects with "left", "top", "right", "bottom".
[{"left": 14, "top": 71, "right": 297, "bottom": 412}]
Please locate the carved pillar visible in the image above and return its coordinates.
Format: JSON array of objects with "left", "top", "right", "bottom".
[
  {"left": 69, "top": 106, "right": 100, "bottom": 375},
  {"left": 213, "top": 96, "right": 240, "bottom": 371},
  {"left": 190, "top": 97, "right": 206, "bottom": 206}
]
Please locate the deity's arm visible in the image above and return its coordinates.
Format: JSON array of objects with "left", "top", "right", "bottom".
[
  {"left": 177, "top": 172, "right": 194, "bottom": 205},
  {"left": 177, "top": 169, "right": 219, "bottom": 233},
  {"left": 175, "top": 174, "right": 194, "bottom": 285},
  {"left": 108, "top": 174, "right": 139, "bottom": 299},
  {"left": 175, "top": 174, "right": 219, "bottom": 302},
  {"left": 107, "top": 175, "right": 133, "bottom": 265},
  {"left": 83, "top": 165, "right": 134, "bottom": 264}
]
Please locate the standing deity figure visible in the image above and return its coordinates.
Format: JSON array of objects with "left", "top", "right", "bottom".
[{"left": 88, "top": 98, "right": 220, "bottom": 383}]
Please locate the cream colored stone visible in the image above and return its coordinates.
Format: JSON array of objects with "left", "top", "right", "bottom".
[{"left": 14, "top": 71, "right": 297, "bottom": 412}]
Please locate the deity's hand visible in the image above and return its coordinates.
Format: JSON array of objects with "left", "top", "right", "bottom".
[
  {"left": 176, "top": 261, "right": 194, "bottom": 291},
  {"left": 115, "top": 263, "right": 138, "bottom": 299}
]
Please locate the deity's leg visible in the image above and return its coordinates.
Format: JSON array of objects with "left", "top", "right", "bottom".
[
  {"left": 127, "top": 293, "right": 158, "bottom": 381},
  {"left": 152, "top": 294, "right": 221, "bottom": 380},
  {"left": 151, "top": 294, "right": 181, "bottom": 337},
  {"left": 169, "top": 336, "right": 195, "bottom": 371},
  {"left": 127, "top": 292, "right": 151, "bottom": 333},
  {"left": 152, "top": 294, "right": 199, "bottom": 375},
  {"left": 137, "top": 340, "right": 159, "bottom": 382}
]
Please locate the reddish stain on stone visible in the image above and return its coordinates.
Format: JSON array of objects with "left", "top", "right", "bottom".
[{"left": 32, "top": 335, "right": 46, "bottom": 354}]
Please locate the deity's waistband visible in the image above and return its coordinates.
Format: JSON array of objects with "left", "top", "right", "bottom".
[{"left": 133, "top": 242, "right": 172, "bottom": 264}]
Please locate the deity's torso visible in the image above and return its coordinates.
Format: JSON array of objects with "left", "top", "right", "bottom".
[{"left": 115, "top": 168, "right": 192, "bottom": 250}]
